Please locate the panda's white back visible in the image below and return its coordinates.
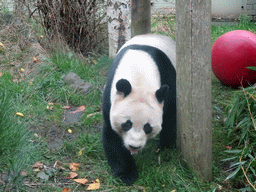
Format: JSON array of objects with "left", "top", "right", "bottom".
[{"left": 118, "top": 34, "right": 176, "bottom": 68}]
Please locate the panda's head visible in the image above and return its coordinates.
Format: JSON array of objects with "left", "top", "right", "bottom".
[{"left": 110, "top": 79, "right": 169, "bottom": 155}]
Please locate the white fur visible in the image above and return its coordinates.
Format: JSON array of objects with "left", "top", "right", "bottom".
[
  {"left": 118, "top": 34, "right": 176, "bottom": 68},
  {"left": 110, "top": 34, "right": 174, "bottom": 153}
]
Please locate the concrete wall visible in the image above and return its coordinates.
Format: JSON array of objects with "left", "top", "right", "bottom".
[{"left": 3, "top": 0, "right": 256, "bottom": 20}]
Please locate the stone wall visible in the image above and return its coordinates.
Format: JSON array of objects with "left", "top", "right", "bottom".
[{"left": 247, "top": 0, "right": 256, "bottom": 20}]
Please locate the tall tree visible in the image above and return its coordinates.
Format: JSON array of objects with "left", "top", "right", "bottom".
[
  {"left": 131, "top": 0, "right": 151, "bottom": 37},
  {"left": 107, "top": 0, "right": 131, "bottom": 57},
  {"left": 176, "top": 0, "right": 212, "bottom": 182}
]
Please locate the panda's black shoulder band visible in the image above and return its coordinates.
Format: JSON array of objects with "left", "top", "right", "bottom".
[
  {"left": 116, "top": 79, "right": 132, "bottom": 97},
  {"left": 156, "top": 85, "right": 169, "bottom": 103}
]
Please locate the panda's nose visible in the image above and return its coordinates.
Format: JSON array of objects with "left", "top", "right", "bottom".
[{"left": 129, "top": 145, "right": 141, "bottom": 150}]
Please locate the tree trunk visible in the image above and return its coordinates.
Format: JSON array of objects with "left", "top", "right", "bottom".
[
  {"left": 107, "top": 0, "right": 131, "bottom": 57},
  {"left": 131, "top": 0, "right": 151, "bottom": 37},
  {"left": 176, "top": 0, "right": 212, "bottom": 182}
]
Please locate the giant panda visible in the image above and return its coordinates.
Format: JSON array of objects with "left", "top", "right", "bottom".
[{"left": 102, "top": 34, "right": 176, "bottom": 185}]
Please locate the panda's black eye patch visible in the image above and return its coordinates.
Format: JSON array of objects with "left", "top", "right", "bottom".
[
  {"left": 122, "top": 120, "right": 133, "bottom": 131},
  {"left": 144, "top": 123, "right": 152, "bottom": 134}
]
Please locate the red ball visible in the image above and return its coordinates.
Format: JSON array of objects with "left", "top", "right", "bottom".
[{"left": 212, "top": 30, "right": 256, "bottom": 88}]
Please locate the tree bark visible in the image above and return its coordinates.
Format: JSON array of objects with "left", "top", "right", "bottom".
[
  {"left": 131, "top": 0, "right": 151, "bottom": 37},
  {"left": 107, "top": 0, "right": 131, "bottom": 57},
  {"left": 176, "top": 0, "right": 212, "bottom": 182}
]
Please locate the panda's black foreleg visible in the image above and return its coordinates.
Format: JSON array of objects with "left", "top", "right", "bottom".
[
  {"left": 102, "top": 123, "right": 138, "bottom": 185},
  {"left": 159, "top": 110, "right": 177, "bottom": 149}
]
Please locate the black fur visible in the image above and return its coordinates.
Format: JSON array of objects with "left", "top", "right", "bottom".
[
  {"left": 102, "top": 44, "right": 176, "bottom": 185},
  {"left": 116, "top": 79, "right": 132, "bottom": 97}
]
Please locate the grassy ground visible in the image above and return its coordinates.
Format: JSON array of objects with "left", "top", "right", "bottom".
[{"left": 1, "top": 13, "right": 256, "bottom": 191}]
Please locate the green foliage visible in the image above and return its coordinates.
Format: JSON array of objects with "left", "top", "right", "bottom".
[
  {"left": 0, "top": 74, "right": 39, "bottom": 190},
  {"left": 239, "top": 14, "right": 251, "bottom": 25},
  {"left": 224, "top": 87, "right": 256, "bottom": 190}
]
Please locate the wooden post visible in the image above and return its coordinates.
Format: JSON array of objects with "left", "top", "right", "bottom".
[
  {"left": 131, "top": 0, "right": 151, "bottom": 37},
  {"left": 176, "top": 0, "right": 212, "bottom": 182}
]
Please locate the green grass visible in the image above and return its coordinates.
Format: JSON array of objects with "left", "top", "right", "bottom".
[
  {"left": 0, "top": 74, "right": 39, "bottom": 190},
  {"left": 1, "top": 14, "right": 256, "bottom": 191}
]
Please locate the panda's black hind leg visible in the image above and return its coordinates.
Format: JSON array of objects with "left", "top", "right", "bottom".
[{"left": 102, "top": 123, "right": 138, "bottom": 185}]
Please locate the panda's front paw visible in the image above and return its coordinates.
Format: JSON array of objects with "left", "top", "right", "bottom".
[{"left": 115, "top": 169, "right": 138, "bottom": 185}]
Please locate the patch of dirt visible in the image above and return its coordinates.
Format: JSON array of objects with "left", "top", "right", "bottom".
[
  {"left": 0, "top": 14, "right": 49, "bottom": 81},
  {"left": 30, "top": 121, "right": 78, "bottom": 151}
]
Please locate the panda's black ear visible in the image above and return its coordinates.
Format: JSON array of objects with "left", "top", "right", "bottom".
[
  {"left": 155, "top": 85, "right": 169, "bottom": 103},
  {"left": 116, "top": 79, "right": 132, "bottom": 97}
]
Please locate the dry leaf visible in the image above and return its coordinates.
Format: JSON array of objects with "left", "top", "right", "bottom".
[
  {"left": 70, "top": 105, "right": 86, "bottom": 114},
  {"left": 21, "top": 171, "right": 28, "bottom": 176},
  {"left": 0, "top": 42, "right": 4, "bottom": 47},
  {"left": 63, "top": 106, "right": 71, "bottom": 109},
  {"left": 33, "top": 56, "right": 38, "bottom": 62},
  {"left": 87, "top": 179, "right": 100, "bottom": 190},
  {"left": 226, "top": 146, "right": 232, "bottom": 150},
  {"left": 0, "top": 72, "right": 2, "bottom": 77},
  {"left": 28, "top": 81, "right": 33, "bottom": 85},
  {"left": 33, "top": 162, "right": 44, "bottom": 168},
  {"left": 69, "top": 163, "right": 80, "bottom": 171},
  {"left": 50, "top": 106, "right": 54, "bottom": 111},
  {"left": 73, "top": 178, "right": 89, "bottom": 185},
  {"left": 16, "top": 112, "right": 24, "bottom": 117},
  {"left": 33, "top": 168, "right": 41, "bottom": 172},
  {"left": 21, "top": 68, "right": 25, "bottom": 72},
  {"left": 48, "top": 103, "right": 54, "bottom": 105},
  {"left": 68, "top": 129, "right": 72, "bottom": 133},
  {"left": 69, "top": 172, "right": 78, "bottom": 179},
  {"left": 78, "top": 150, "right": 82, "bottom": 156},
  {"left": 92, "top": 60, "right": 97, "bottom": 64},
  {"left": 62, "top": 187, "right": 71, "bottom": 192},
  {"left": 87, "top": 111, "right": 101, "bottom": 118}
]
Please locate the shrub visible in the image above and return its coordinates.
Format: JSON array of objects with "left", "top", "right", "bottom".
[
  {"left": 224, "top": 86, "right": 256, "bottom": 191},
  {"left": 35, "top": 0, "right": 108, "bottom": 55}
]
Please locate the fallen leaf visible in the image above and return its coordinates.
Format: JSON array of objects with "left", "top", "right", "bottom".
[
  {"left": 87, "top": 111, "right": 101, "bottom": 118},
  {"left": 69, "top": 163, "right": 80, "bottom": 171},
  {"left": 78, "top": 150, "right": 82, "bottom": 156},
  {"left": 21, "top": 68, "right": 25, "bottom": 72},
  {"left": 48, "top": 103, "right": 54, "bottom": 105},
  {"left": 33, "top": 162, "right": 44, "bottom": 169},
  {"left": 63, "top": 106, "right": 71, "bottom": 109},
  {"left": 0, "top": 72, "right": 2, "bottom": 76},
  {"left": 33, "top": 56, "right": 38, "bottom": 62},
  {"left": 33, "top": 168, "right": 41, "bottom": 172},
  {"left": 28, "top": 81, "right": 33, "bottom": 85},
  {"left": 39, "top": 35, "right": 44, "bottom": 39},
  {"left": 21, "top": 171, "right": 28, "bottom": 176},
  {"left": 68, "top": 129, "right": 72, "bottom": 133},
  {"left": 0, "top": 42, "right": 4, "bottom": 47},
  {"left": 69, "top": 172, "right": 78, "bottom": 179},
  {"left": 171, "top": 190, "right": 177, "bottom": 192},
  {"left": 87, "top": 179, "right": 100, "bottom": 190},
  {"left": 16, "top": 112, "right": 24, "bottom": 117},
  {"left": 50, "top": 106, "right": 54, "bottom": 110},
  {"left": 62, "top": 187, "right": 71, "bottom": 192},
  {"left": 73, "top": 178, "right": 89, "bottom": 185},
  {"left": 226, "top": 146, "right": 232, "bottom": 150},
  {"left": 92, "top": 60, "right": 97, "bottom": 64},
  {"left": 70, "top": 105, "right": 86, "bottom": 114}
]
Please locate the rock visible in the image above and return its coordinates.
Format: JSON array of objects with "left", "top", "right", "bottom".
[{"left": 63, "top": 72, "right": 93, "bottom": 95}]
